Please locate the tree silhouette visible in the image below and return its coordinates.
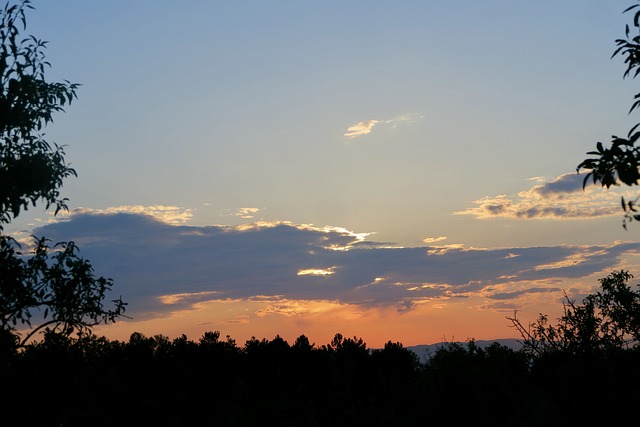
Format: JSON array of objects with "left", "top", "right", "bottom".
[
  {"left": 2, "top": 327, "right": 638, "bottom": 426},
  {"left": 578, "top": 1, "right": 640, "bottom": 228},
  {"left": 506, "top": 271, "right": 640, "bottom": 425},
  {"left": 508, "top": 270, "right": 640, "bottom": 358},
  {"left": 0, "top": 0, "right": 126, "bottom": 349},
  {"left": 422, "top": 339, "right": 528, "bottom": 425},
  {"left": 0, "top": 1, "right": 77, "bottom": 222}
]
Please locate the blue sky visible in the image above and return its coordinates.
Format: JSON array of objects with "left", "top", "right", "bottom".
[{"left": 8, "top": 0, "right": 640, "bottom": 346}]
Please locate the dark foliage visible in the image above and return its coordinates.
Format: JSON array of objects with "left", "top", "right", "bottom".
[
  {"left": 508, "top": 270, "right": 640, "bottom": 357},
  {"left": 0, "top": 0, "right": 126, "bottom": 348},
  {"left": 2, "top": 328, "right": 639, "bottom": 427},
  {"left": 578, "top": 1, "right": 640, "bottom": 228},
  {"left": 0, "top": 236, "right": 126, "bottom": 347},
  {"left": 506, "top": 269, "right": 640, "bottom": 425},
  {"left": 0, "top": 0, "right": 78, "bottom": 224}
]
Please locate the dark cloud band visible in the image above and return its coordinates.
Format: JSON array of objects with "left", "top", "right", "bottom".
[{"left": 32, "top": 213, "right": 639, "bottom": 320}]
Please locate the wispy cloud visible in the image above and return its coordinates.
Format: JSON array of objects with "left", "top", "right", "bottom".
[
  {"left": 297, "top": 267, "right": 337, "bottom": 276},
  {"left": 159, "top": 291, "right": 220, "bottom": 305},
  {"left": 344, "top": 114, "right": 422, "bottom": 139},
  {"left": 31, "top": 211, "right": 640, "bottom": 323},
  {"left": 387, "top": 113, "right": 422, "bottom": 127},
  {"left": 487, "top": 287, "right": 563, "bottom": 300},
  {"left": 231, "top": 208, "right": 260, "bottom": 219},
  {"left": 422, "top": 236, "right": 447, "bottom": 244},
  {"left": 345, "top": 120, "right": 379, "bottom": 138},
  {"left": 455, "top": 173, "right": 636, "bottom": 220}
]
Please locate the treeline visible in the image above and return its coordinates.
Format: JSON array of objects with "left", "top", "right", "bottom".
[{"left": 2, "top": 329, "right": 640, "bottom": 427}]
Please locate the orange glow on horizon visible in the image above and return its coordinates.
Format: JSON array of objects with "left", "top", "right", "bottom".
[{"left": 92, "top": 293, "right": 567, "bottom": 349}]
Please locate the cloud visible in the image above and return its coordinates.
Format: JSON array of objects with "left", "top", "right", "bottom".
[
  {"left": 297, "top": 267, "right": 337, "bottom": 276},
  {"left": 487, "top": 287, "right": 563, "bottom": 300},
  {"left": 455, "top": 173, "right": 636, "bottom": 220},
  {"left": 530, "top": 173, "right": 584, "bottom": 196},
  {"left": 236, "top": 207, "right": 260, "bottom": 218},
  {"left": 254, "top": 299, "right": 335, "bottom": 318},
  {"left": 422, "top": 236, "right": 447, "bottom": 244},
  {"left": 344, "top": 120, "right": 379, "bottom": 138},
  {"left": 344, "top": 114, "right": 422, "bottom": 139},
  {"left": 386, "top": 113, "right": 422, "bottom": 127},
  {"left": 30, "top": 211, "right": 640, "bottom": 322},
  {"left": 159, "top": 291, "right": 220, "bottom": 305},
  {"left": 221, "top": 207, "right": 262, "bottom": 219},
  {"left": 61, "top": 205, "right": 193, "bottom": 225}
]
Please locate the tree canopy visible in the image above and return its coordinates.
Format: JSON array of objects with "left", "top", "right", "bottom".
[
  {"left": 508, "top": 270, "right": 640, "bottom": 357},
  {"left": 578, "top": 1, "right": 640, "bottom": 228},
  {"left": 0, "top": 0, "right": 78, "bottom": 226},
  {"left": 0, "top": 0, "right": 125, "bottom": 349}
]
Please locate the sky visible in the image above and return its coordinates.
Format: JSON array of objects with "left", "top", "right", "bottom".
[{"left": 6, "top": 0, "right": 640, "bottom": 347}]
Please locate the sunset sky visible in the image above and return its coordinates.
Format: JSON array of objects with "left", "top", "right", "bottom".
[{"left": 8, "top": 0, "right": 640, "bottom": 347}]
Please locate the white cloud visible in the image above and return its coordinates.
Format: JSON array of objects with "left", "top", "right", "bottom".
[
  {"left": 221, "top": 207, "right": 261, "bottom": 219},
  {"left": 344, "top": 120, "right": 379, "bottom": 138},
  {"left": 344, "top": 113, "right": 422, "bottom": 139},
  {"left": 423, "top": 236, "right": 447, "bottom": 244},
  {"left": 385, "top": 113, "right": 423, "bottom": 127},
  {"left": 297, "top": 267, "right": 337, "bottom": 276},
  {"left": 234, "top": 207, "right": 261, "bottom": 219},
  {"left": 455, "top": 173, "right": 637, "bottom": 220}
]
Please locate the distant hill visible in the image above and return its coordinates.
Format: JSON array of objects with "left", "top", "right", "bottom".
[{"left": 407, "top": 338, "right": 523, "bottom": 363}]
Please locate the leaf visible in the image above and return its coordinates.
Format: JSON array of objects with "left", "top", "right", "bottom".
[
  {"left": 612, "top": 43, "right": 628, "bottom": 59},
  {"left": 627, "top": 122, "right": 640, "bottom": 138}
]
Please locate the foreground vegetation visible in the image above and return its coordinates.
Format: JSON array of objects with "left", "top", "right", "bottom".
[{"left": 1, "top": 326, "right": 639, "bottom": 426}]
